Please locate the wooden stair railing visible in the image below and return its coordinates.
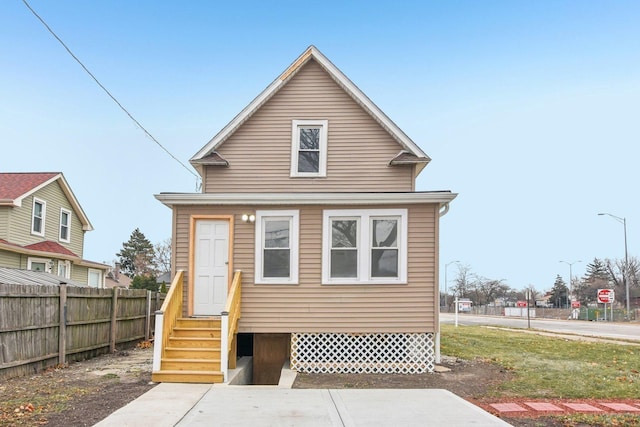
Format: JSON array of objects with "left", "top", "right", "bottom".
[
  {"left": 221, "top": 270, "right": 242, "bottom": 380},
  {"left": 152, "top": 269, "right": 241, "bottom": 383},
  {"left": 152, "top": 270, "right": 184, "bottom": 376}
]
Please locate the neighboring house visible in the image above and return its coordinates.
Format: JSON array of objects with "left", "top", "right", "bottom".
[
  {"left": 536, "top": 293, "right": 553, "bottom": 308},
  {"left": 152, "top": 46, "right": 456, "bottom": 383},
  {"left": 156, "top": 271, "right": 171, "bottom": 288},
  {"left": 0, "top": 172, "right": 109, "bottom": 287},
  {"left": 105, "top": 262, "right": 132, "bottom": 289}
]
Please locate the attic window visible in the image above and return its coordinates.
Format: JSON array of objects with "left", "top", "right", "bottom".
[
  {"left": 59, "top": 208, "right": 71, "bottom": 243},
  {"left": 290, "top": 120, "right": 328, "bottom": 177},
  {"left": 32, "top": 198, "right": 46, "bottom": 236}
]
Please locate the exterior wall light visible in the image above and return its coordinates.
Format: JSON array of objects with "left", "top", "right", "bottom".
[{"left": 241, "top": 214, "right": 255, "bottom": 223}]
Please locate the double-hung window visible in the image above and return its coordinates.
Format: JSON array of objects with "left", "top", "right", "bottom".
[
  {"left": 32, "top": 198, "right": 46, "bottom": 236},
  {"left": 290, "top": 120, "right": 328, "bottom": 177},
  {"left": 322, "top": 209, "right": 407, "bottom": 285},
  {"left": 58, "top": 260, "right": 71, "bottom": 278},
  {"left": 255, "top": 210, "right": 299, "bottom": 284},
  {"left": 88, "top": 269, "right": 102, "bottom": 288},
  {"left": 59, "top": 208, "right": 71, "bottom": 243}
]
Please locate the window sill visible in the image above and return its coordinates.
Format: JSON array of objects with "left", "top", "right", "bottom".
[{"left": 321, "top": 279, "right": 407, "bottom": 286}]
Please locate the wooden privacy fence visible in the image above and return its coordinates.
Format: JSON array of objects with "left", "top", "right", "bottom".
[{"left": 0, "top": 283, "right": 165, "bottom": 380}]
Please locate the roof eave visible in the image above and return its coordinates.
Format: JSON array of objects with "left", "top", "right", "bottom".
[
  {"left": 155, "top": 191, "right": 457, "bottom": 208},
  {"left": 0, "top": 241, "right": 80, "bottom": 262}
]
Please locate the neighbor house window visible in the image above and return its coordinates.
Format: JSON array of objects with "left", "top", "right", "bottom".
[
  {"left": 322, "top": 209, "right": 407, "bottom": 285},
  {"left": 88, "top": 269, "right": 102, "bottom": 288},
  {"left": 255, "top": 210, "right": 299, "bottom": 284},
  {"left": 57, "top": 260, "right": 71, "bottom": 278},
  {"left": 290, "top": 120, "right": 328, "bottom": 177},
  {"left": 32, "top": 198, "right": 46, "bottom": 236},
  {"left": 59, "top": 208, "right": 71, "bottom": 243},
  {"left": 28, "top": 257, "right": 51, "bottom": 273}
]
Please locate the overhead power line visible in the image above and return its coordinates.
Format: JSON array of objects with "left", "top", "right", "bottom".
[{"left": 22, "top": 0, "right": 200, "bottom": 182}]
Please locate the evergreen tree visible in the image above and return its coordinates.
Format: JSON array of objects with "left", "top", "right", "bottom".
[
  {"left": 116, "top": 228, "right": 155, "bottom": 278},
  {"left": 583, "top": 258, "right": 609, "bottom": 282},
  {"left": 549, "top": 274, "right": 569, "bottom": 308},
  {"left": 577, "top": 258, "right": 611, "bottom": 304},
  {"left": 130, "top": 275, "right": 159, "bottom": 291}
]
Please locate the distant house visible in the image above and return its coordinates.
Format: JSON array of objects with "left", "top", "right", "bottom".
[
  {"left": 0, "top": 172, "right": 109, "bottom": 287},
  {"left": 535, "top": 293, "right": 553, "bottom": 308},
  {"left": 105, "top": 262, "right": 132, "bottom": 289},
  {"left": 152, "top": 46, "right": 456, "bottom": 383},
  {"left": 156, "top": 271, "right": 171, "bottom": 288}
]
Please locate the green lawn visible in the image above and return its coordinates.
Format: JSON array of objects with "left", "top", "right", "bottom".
[{"left": 440, "top": 324, "right": 640, "bottom": 399}]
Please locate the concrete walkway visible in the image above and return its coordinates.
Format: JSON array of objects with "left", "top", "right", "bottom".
[{"left": 95, "top": 384, "right": 511, "bottom": 427}]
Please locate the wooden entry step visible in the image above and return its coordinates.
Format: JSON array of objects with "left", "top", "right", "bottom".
[{"left": 152, "top": 317, "right": 224, "bottom": 384}]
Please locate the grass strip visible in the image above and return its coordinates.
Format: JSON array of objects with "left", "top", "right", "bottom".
[{"left": 441, "top": 324, "right": 640, "bottom": 399}]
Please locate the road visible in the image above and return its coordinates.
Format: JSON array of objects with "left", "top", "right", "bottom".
[{"left": 440, "top": 313, "right": 640, "bottom": 342}]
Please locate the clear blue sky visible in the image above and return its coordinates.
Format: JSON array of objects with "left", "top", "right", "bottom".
[{"left": 1, "top": 1, "right": 638, "bottom": 293}]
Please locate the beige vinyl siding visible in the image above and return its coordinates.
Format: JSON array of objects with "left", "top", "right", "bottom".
[
  {"left": 173, "top": 202, "right": 438, "bottom": 334},
  {"left": 0, "top": 249, "right": 21, "bottom": 269},
  {"left": 0, "top": 208, "right": 9, "bottom": 240},
  {"left": 71, "top": 264, "right": 90, "bottom": 285},
  {"left": 205, "top": 59, "right": 415, "bottom": 193},
  {"left": 8, "top": 181, "right": 84, "bottom": 257}
]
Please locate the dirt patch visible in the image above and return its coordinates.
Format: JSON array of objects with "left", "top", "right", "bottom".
[
  {"left": 0, "top": 345, "right": 156, "bottom": 427},
  {"left": 292, "top": 356, "right": 511, "bottom": 399}
]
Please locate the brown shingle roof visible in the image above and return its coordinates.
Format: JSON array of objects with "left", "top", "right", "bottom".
[{"left": 0, "top": 172, "right": 59, "bottom": 201}]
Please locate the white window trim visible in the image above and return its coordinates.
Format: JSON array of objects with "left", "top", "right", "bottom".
[
  {"left": 57, "top": 260, "right": 71, "bottom": 279},
  {"left": 290, "top": 119, "right": 328, "bottom": 178},
  {"left": 88, "top": 268, "right": 103, "bottom": 288},
  {"left": 322, "top": 209, "right": 408, "bottom": 285},
  {"left": 59, "top": 208, "right": 71, "bottom": 243},
  {"left": 27, "top": 257, "right": 52, "bottom": 273},
  {"left": 31, "top": 198, "right": 46, "bottom": 237},
  {"left": 254, "top": 210, "right": 299, "bottom": 285}
]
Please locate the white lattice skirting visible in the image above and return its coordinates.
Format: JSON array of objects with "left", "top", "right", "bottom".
[{"left": 291, "top": 332, "right": 435, "bottom": 374}]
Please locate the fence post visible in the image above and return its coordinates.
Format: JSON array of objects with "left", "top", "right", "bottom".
[
  {"left": 110, "top": 288, "right": 118, "bottom": 352},
  {"left": 145, "top": 291, "right": 152, "bottom": 341},
  {"left": 58, "top": 283, "right": 67, "bottom": 365}
]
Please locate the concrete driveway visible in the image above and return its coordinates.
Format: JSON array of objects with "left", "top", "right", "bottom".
[{"left": 95, "top": 384, "right": 511, "bottom": 427}]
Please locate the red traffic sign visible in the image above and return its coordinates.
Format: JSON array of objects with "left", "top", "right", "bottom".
[
  {"left": 571, "top": 301, "right": 581, "bottom": 308},
  {"left": 597, "top": 289, "right": 615, "bottom": 304}
]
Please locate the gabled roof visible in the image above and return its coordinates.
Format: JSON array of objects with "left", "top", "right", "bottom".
[
  {"left": 0, "top": 172, "right": 58, "bottom": 202},
  {"left": 0, "top": 172, "right": 93, "bottom": 231},
  {"left": 190, "top": 45, "right": 431, "bottom": 176}
]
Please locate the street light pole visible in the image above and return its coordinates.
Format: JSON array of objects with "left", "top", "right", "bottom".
[
  {"left": 598, "top": 213, "right": 630, "bottom": 316},
  {"left": 559, "top": 260, "right": 582, "bottom": 306},
  {"left": 444, "top": 261, "right": 460, "bottom": 310}
]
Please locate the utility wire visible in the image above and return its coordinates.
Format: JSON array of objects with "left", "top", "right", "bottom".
[{"left": 22, "top": 0, "right": 200, "bottom": 183}]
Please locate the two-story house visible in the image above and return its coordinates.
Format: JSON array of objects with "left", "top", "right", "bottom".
[
  {"left": 0, "top": 172, "right": 109, "bottom": 286},
  {"left": 152, "top": 46, "right": 456, "bottom": 384}
]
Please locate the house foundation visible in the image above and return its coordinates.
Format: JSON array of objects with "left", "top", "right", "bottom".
[{"left": 290, "top": 332, "right": 435, "bottom": 374}]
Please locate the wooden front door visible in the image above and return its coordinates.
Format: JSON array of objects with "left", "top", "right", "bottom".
[{"left": 193, "top": 219, "right": 229, "bottom": 315}]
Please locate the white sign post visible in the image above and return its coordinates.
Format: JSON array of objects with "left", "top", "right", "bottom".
[{"left": 597, "top": 289, "right": 615, "bottom": 322}]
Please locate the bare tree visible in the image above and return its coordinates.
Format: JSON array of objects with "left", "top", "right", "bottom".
[
  {"left": 154, "top": 238, "right": 172, "bottom": 274},
  {"left": 451, "top": 264, "right": 474, "bottom": 301},
  {"left": 476, "top": 278, "right": 510, "bottom": 306}
]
